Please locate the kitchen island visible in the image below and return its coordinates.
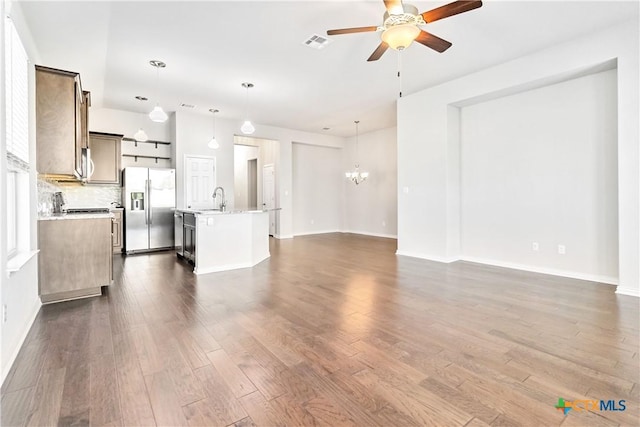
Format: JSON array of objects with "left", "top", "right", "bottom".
[{"left": 177, "top": 209, "right": 270, "bottom": 274}]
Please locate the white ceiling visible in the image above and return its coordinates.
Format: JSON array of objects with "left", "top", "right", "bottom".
[{"left": 17, "top": 0, "right": 639, "bottom": 137}]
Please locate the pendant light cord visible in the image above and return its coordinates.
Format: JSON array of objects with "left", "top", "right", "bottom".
[
  {"left": 355, "top": 120, "right": 360, "bottom": 166},
  {"left": 397, "top": 51, "right": 403, "bottom": 98},
  {"left": 244, "top": 86, "right": 249, "bottom": 120},
  {"left": 155, "top": 65, "right": 160, "bottom": 106}
]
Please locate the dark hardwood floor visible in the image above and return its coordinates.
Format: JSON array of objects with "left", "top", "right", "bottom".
[{"left": 2, "top": 233, "right": 638, "bottom": 426}]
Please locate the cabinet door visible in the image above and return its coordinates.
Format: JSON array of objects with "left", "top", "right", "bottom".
[
  {"left": 111, "top": 210, "right": 123, "bottom": 253},
  {"left": 36, "top": 66, "right": 79, "bottom": 176},
  {"left": 88, "top": 132, "right": 123, "bottom": 184}
]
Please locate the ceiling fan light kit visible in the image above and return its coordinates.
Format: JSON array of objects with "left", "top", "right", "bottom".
[
  {"left": 381, "top": 23, "right": 421, "bottom": 50},
  {"left": 327, "top": 0, "right": 482, "bottom": 61}
]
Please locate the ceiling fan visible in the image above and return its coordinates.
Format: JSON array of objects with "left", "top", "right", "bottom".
[{"left": 326, "top": 0, "right": 483, "bottom": 61}]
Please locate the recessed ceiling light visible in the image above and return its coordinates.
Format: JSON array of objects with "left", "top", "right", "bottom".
[{"left": 135, "top": 96, "right": 148, "bottom": 101}]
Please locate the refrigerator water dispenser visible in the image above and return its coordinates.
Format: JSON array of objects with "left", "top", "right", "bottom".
[{"left": 131, "top": 192, "right": 144, "bottom": 210}]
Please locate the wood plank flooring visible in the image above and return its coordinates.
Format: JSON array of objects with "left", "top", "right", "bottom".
[{"left": 2, "top": 233, "right": 638, "bottom": 426}]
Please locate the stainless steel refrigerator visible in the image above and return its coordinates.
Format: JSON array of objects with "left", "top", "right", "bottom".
[{"left": 123, "top": 167, "right": 175, "bottom": 254}]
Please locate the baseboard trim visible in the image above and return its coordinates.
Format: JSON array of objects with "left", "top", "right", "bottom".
[
  {"left": 274, "top": 234, "right": 293, "bottom": 240},
  {"left": 1, "top": 299, "right": 41, "bottom": 386},
  {"left": 459, "top": 256, "right": 619, "bottom": 286},
  {"left": 395, "top": 250, "right": 459, "bottom": 264},
  {"left": 342, "top": 231, "right": 398, "bottom": 239},
  {"left": 293, "top": 230, "right": 341, "bottom": 237},
  {"left": 615, "top": 287, "right": 640, "bottom": 297}
]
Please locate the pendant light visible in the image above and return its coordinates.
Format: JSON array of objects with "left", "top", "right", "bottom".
[
  {"left": 133, "top": 128, "right": 148, "bottom": 142},
  {"left": 148, "top": 60, "right": 168, "bottom": 123},
  {"left": 240, "top": 82, "right": 255, "bottom": 135},
  {"left": 345, "top": 120, "right": 369, "bottom": 185},
  {"left": 208, "top": 109, "right": 220, "bottom": 149}
]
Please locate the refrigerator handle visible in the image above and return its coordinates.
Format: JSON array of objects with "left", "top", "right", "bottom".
[
  {"left": 148, "top": 180, "right": 153, "bottom": 224},
  {"left": 145, "top": 179, "right": 150, "bottom": 225}
]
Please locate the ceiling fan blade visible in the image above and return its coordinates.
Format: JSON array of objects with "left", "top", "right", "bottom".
[
  {"left": 415, "top": 30, "right": 452, "bottom": 53},
  {"left": 367, "top": 42, "right": 389, "bottom": 62},
  {"left": 327, "top": 26, "right": 379, "bottom": 36},
  {"left": 421, "top": 0, "right": 483, "bottom": 23},
  {"left": 384, "top": 0, "right": 404, "bottom": 14}
]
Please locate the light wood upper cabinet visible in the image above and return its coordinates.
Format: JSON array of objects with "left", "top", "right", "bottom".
[
  {"left": 36, "top": 65, "right": 85, "bottom": 179},
  {"left": 81, "top": 91, "right": 91, "bottom": 149},
  {"left": 88, "top": 132, "right": 123, "bottom": 184}
]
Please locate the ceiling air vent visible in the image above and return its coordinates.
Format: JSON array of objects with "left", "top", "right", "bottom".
[
  {"left": 180, "top": 103, "right": 196, "bottom": 109},
  {"left": 303, "top": 34, "right": 332, "bottom": 50}
]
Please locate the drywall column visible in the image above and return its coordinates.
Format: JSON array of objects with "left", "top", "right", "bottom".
[{"left": 397, "top": 101, "right": 458, "bottom": 262}]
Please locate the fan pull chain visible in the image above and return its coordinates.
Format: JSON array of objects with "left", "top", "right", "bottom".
[{"left": 397, "top": 51, "right": 403, "bottom": 98}]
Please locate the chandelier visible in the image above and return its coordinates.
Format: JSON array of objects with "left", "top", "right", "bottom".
[{"left": 345, "top": 120, "right": 369, "bottom": 185}]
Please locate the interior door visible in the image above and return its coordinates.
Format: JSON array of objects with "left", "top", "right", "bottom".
[
  {"left": 263, "top": 164, "right": 276, "bottom": 235},
  {"left": 148, "top": 168, "right": 175, "bottom": 249},
  {"left": 185, "top": 156, "right": 216, "bottom": 209}
]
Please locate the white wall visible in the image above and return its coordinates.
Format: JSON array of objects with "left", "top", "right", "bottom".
[
  {"left": 460, "top": 70, "right": 618, "bottom": 282},
  {"left": 234, "top": 144, "right": 259, "bottom": 210},
  {"left": 234, "top": 136, "right": 279, "bottom": 214},
  {"left": 1, "top": 1, "right": 42, "bottom": 383},
  {"left": 397, "top": 20, "right": 639, "bottom": 295},
  {"left": 292, "top": 143, "right": 343, "bottom": 235},
  {"left": 90, "top": 107, "right": 171, "bottom": 142},
  {"left": 90, "top": 107, "right": 173, "bottom": 169},
  {"left": 343, "top": 127, "right": 397, "bottom": 238},
  {"left": 174, "top": 110, "right": 344, "bottom": 239}
]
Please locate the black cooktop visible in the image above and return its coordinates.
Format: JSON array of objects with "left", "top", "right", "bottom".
[{"left": 65, "top": 208, "right": 111, "bottom": 214}]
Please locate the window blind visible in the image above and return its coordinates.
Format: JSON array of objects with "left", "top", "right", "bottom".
[{"left": 5, "top": 18, "right": 29, "bottom": 166}]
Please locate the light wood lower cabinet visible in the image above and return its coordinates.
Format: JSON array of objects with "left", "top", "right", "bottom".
[
  {"left": 38, "top": 217, "right": 112, "bottom": 304},
  {"left": 111, "top": 209, "right": 123, "bottom": 253}
]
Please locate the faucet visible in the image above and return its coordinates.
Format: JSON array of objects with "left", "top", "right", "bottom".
[{"left": 212, "top": 187, "right": 226, "bottom": 211}]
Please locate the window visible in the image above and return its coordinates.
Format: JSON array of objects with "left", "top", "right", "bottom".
[{"left": 5, "top": 17, "right": 30, "bottom": 262}]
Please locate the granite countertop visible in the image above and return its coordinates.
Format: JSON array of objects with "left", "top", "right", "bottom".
[{"left": 39, "top": 212, "right": 115, "bottom": 221}]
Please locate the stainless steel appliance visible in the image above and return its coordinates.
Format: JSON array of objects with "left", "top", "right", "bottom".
[
  {"left": 182, "top": 212, "right": 196, "bottom": 264},
  {"left": 174, "top": 211, "right": 184, "bottom": 257},
  {"left": 123, "top": 167, "right": 175, "bottom": 253}
]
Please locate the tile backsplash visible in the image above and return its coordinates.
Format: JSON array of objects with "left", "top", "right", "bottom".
[{"left": 38, "top": 177, "right": 122, "bottom": 213}]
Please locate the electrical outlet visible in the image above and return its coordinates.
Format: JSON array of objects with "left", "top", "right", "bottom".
[
  {"left": 310, "top": 219, "right": 314, "bottom": 225},
  {"left": 558, "top": 244, "right": 566, "bottom": 255},
  {"left": 532, "top": 242, "right": 539, "bottom": 251},
  {"left": 403, "top": 186, "right": 409, "bottom": 194},
  {"left": 382, "top": 220, "right": 386, "bottom": 227},
  {"left": 2, "top": 304, "right": 7, "bottom": 323}
]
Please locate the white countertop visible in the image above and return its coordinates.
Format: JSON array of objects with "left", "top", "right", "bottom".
[
  {"left": 39, "top": 212, "right": 115, "bottom": 221},
  {"left": 177, "top": 208, "right": 268, "bottom": 216}
]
